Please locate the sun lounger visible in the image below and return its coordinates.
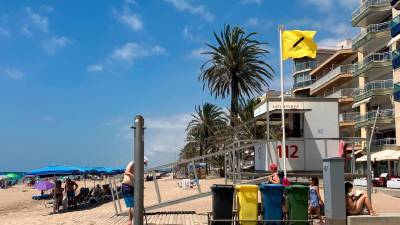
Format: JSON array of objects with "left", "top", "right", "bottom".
[
  {"left": 387, "top": 178, "right": 400, "bottom": 189},
  {"left": 32, "top": 194, "right": 51, "bottom": 200}
]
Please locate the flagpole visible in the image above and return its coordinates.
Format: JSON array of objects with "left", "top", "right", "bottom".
[{"left": 279, "top": 25, "right": 287, "bottom": 178}]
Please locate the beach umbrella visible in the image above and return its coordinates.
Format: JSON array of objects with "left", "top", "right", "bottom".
[
  {"left": 26, "top": 165, "right": 81, "bottom": 177},
  {"left": 6, "top": 173, "right": 20, "bottom": 180},
  {"left": 34, "top": 181, "right": 55, "bottom": 191}
]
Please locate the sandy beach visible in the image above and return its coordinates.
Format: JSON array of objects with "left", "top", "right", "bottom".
[{"left": 1, "top": 176, "right": 400, "bottom": 225}]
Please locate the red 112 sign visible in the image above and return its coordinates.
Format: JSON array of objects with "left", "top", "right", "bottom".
[{"left": 277, "top": 145, "right": 299, "bottom": 159}]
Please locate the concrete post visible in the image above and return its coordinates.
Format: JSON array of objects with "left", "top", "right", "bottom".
[
  {"left": 323, "top": 157, "right": 346, "bottom": 225},
  {"left": 133, "top": 116, "right": 144, "bottom": 225}
]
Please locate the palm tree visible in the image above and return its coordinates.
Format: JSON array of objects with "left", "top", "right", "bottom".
[
  {"left": 186, "top": 103, "right": 228, "bottom": 157},
  {"left": 200, "top": 25, "right": 274, "bottom": 127},
  {"left": 178, "top": 142, "right": 199, "bottom": 160}
]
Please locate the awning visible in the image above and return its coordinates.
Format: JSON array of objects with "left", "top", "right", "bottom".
[
  {"left": 356, "top": 150, "right": 400, "bottom": 162},
  {"left": 352, "top": 97, "right": 372, "bottom": 109},
  {"left": 388, "top": 34, "right": 400, "bottom": 47}
]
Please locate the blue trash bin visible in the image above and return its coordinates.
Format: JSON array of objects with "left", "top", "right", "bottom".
[{"left": 259, "top": 183, "right": 284, "bottom": 225}]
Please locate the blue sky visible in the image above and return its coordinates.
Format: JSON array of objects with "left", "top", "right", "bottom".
[{"left": 0, "top": 0, "right": 360, "bottom": 171}]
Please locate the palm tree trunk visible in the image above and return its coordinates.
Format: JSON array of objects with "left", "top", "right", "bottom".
[{"left": 231, "top": 75, "right": 239, "bottom": 127}]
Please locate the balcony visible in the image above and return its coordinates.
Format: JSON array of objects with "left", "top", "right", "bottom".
[
  {"left": 339, "top": 112, "right": 358, "bottom": 127},
  {"left": 292, "top": 61, "right": 317, "bottom": 75},
  {"left": 355, "top": 109, "right": 395, "bottom": 128},
  {"left": 372, "top": 138, "right": 396, "bottom": 147},
  {"left": 326, "top": 88, "right": 357, "bottom": 104},
  {"left": 351, "top": 0, "right": 391, "bottom": 27},
  {"left": 293, "top": 79, "right": 315, "bottom": 90},
  {"left": 354, "top": 79, "right": 393, "bottom": 102},
  {"left": 353, "top": 52, "right": 392, "bottom": 77},
  {"left": 352, "top": 21, "right": 391, "bottom": 53},
  {"left": 310, "top": 64, "right": 356, "bottom": 95}
]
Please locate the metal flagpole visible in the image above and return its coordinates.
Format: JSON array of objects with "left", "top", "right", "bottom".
[
  {"left": 279, "top": 25, "right": 287, "bottom": 178},
  {"left": 367, "top": 107, "right": 379, "bottom": 201}
]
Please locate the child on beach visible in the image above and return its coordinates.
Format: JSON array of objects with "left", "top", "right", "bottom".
[{"left": 308, "top": 177, "right": 324, "bottom": 223}]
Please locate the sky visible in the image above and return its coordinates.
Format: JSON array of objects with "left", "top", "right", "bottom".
[{"left": 0, "top": 0, "right": 361, "bottom": 171}]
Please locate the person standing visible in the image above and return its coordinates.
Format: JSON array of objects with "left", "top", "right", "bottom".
[
  {"left": 122, "top": 161, "right": 135, "bottom": 225},
  {"left": 65, "top": 178, "right": 78, "bottom": 208},
  {"left": 53, "top": 180, "right": 64, "bottom": 213}
]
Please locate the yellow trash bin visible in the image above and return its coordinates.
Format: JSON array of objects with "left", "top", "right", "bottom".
[{"left": 236, "top": 184, "right": 258, "bottom": 225}]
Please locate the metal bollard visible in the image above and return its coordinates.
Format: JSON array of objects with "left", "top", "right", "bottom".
[{"left": 133, "top": 116, "right": 145, "bottom": 225}]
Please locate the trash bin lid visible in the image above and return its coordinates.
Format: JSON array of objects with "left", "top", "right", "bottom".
[
  {"left": 259, "top": 183, "right": 284, "bottom": 191},
  {"left": 235, "top": 184, "right": 258, "bottom": 190},
  {"left": 211, "top": 184, "right": 234, "bottom": 190}
]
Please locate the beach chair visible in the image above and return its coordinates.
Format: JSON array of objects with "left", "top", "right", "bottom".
[{"left": 74, "top": 188, "right": 90, "bottom": 206}]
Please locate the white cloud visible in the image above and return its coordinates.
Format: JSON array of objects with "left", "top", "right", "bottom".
[
  {"left": 24, "top": 7, "right": 49, "bottom": 35},
  {"left": 164, "top": 0, "right": 215, "bottom": 22},
  {"left": 111, "top": 113, "right": 192, "bottom": 156},
  {"left": 245, "top": 17, "right": 259, "bottom": 27},
  {"left": 0, "top": 27, "right": 10, "bottom": 37},
  {"left": 111, "top": 42, "right": 167, "bottom": 64},
  {"left": 87, "top": 64, "right": 104, "bottom": 72},
  {"left": 113, "top": 7, "right": 143, "bottom": 31},
  {"left": 40, "top": 5, "right": 54, "bottom": 13},
  {"left": 189, "top": 47, "right": 208, "bottom": 60},
  {"left": 41, "top": 36, "right": 71, "bottom": 55},
  {"left": 3, "top": 68, "right": 24, "bottom": 80},
  {"left": 240, "top": 0, "right": 263, "bottom": 5}
]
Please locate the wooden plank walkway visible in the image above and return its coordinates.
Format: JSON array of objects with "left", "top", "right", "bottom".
[{"left": 101, "top": 212, "right": 208, "bottom": 225}]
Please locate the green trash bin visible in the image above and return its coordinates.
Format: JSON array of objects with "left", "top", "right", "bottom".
[{"left": 285, "top": 185, "right": 308, "bottom": 225}]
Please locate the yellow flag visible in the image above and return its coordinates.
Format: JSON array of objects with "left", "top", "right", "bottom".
[{"left": 282, "top": 30, "right": 317, "bottom": 60}]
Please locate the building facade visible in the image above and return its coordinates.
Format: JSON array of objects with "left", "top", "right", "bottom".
[{"left": 288, "top": 0, "right": 400, "bottom": 176}]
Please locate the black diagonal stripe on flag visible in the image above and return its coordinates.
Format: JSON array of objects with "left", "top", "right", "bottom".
[{"left": 292, "top": 37, "right": 305, "bottom": 48}]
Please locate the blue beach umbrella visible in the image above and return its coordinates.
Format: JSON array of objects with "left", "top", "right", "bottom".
[{"left": 27, "top": 165, "right": 81, "bottom": 177}]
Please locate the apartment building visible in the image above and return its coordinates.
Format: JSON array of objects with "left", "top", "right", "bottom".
[{"left": 288, "top": 0, "right": 400, "bottom": 176}]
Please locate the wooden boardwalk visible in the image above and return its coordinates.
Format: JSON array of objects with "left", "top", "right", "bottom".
[{"left": 101, "top": 212, "right": 208, "bottom": 225}]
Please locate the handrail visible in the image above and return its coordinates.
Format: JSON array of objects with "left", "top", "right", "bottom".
[
  {"left": 325, "top": 88, "right": 357, "bottom": 98},
  {"left": 372, "top": 138, "right": 396, "bottom": 146},
  {"left": 352, "top": 0, "right": 390, "bottom": 20},
  {"left": 339, "top": 112, "right": 359, "bottom": 122},
  {"left": 352, "top": 21, "right": 391, "bottom": 44},
  {"left": 293, "top": 79, "right": 315, "bottom": 89},
  {"left": 355, "top": 109, "right": 394, "bottom": 122},
  {"left": 354, "top": 79, "right": 393, "bottom": 96},
  {"left": 310, "top": 64, "right": 356, "bottom": 91},
  {"left": 293, "top": 60, "right": 317, "bottom": 73},
  {"left": 361, "top": 52, "right": 392, "bottom": 66}
]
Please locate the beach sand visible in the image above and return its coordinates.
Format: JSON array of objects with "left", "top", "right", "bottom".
[{"left": 1, "top": 177, "right": 400, "bottom": 225}]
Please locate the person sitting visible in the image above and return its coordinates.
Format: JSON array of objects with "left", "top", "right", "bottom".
[
  {"left": 93, "top": 184, "right": 103, "bottom": 198},
  {"left": 53, "top": 180, "right": 64, "bottom": 213},
  {"left": 268, "top": 163, "right": 281, "bottom": 184},
  {"left": 308, "top": 177, "right": 324, "bottom": 223},
  {"left": 65, "top": 178, "right": 78, "bottom": 208},
  {"left": 345, "top": 182, "right": 377, "bottom": 216}
]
